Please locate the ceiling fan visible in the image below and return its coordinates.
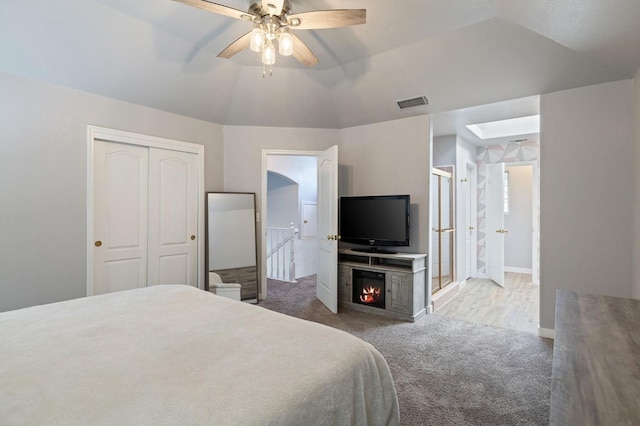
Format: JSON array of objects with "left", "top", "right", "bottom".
[{"left": 173, "top": 0, "right": 366, "bottom": 71}]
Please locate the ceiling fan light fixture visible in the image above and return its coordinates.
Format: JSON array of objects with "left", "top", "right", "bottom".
[
  {"left": 278, "top": 30, "right": 293, "bottom": 56},
  {"left": 264, "top": 17, "right": 277, "bottom": 40},
  {"left": 250, "top": 26, "right": 265, "bottom": 52},
  {"left": 262, "top": 41, "right": 276, "bottom": 65}
]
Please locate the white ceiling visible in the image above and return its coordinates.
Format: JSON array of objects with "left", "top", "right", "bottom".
[{"left": 1, "top": 0, "right": 639, "bottom": 130}]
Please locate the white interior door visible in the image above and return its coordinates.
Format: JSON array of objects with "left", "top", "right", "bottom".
[
  {"left": 486, "top": 163, "right": 505, "bottom": 287},
  {"left": 316, "top": 145, "right": 338, "bottom": 313},
  {"left": 93, "top": 141, "right": 149, "bottom": 295},
  {"left": 148, "top": 149, "right": 198, "bottom": 286}
]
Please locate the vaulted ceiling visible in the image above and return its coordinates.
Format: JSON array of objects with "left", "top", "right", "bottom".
[{"left": 1, "top": 0, "right": 639, "bottom": 129}]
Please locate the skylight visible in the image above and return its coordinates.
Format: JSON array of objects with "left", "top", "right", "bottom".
[{"left": 465, "top": 115, "right": 540, "bottom": 140}]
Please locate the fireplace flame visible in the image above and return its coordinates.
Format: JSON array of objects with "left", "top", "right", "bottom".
[{"left": 359, "top": 286, "right": 381, "bottom": 304}]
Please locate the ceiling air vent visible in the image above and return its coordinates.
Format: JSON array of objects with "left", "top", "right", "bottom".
[{"left": 397, "top": 96, "right": 429, "bottom": 110}]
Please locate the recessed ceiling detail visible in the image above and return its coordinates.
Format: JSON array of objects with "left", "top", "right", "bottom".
[{"left": 466, "top": 115, "right": 540, "bottom": 140}]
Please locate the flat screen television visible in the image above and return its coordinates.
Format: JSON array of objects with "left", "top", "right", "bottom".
[{"left": 339, "top": 195, "right": 410, "bottom": 253}]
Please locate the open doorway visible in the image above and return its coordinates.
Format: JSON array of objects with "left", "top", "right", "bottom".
[
  {"left": 430, "top": 95, "right": 541, "bottom": 335},
  {"left": 504, "top": 163, "right": 536, "bottom": 279},
  {"left": 260, "top": 147, "right": 339, "bottom": 314},
  {"left": 264, "top": 155, "right": 318, "bottom": 288}
]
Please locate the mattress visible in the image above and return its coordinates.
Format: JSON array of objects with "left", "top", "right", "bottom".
[{"left": 0, "top": 285, "right": 399, "bottom": 425}]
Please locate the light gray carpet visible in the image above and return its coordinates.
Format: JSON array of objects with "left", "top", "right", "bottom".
[{"left": 259, "top": 275, "right": 553, "bottom": 426}]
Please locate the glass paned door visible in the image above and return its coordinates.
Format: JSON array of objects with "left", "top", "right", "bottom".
[{"left": 432, "top": 167, "right": 455, "bottom": 294}]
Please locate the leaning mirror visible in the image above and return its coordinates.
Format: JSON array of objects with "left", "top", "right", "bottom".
[{"left": 206, "top": 192, "right": 258, "bottom": 303}]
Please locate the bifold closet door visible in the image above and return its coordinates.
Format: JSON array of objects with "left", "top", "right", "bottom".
[
  {"left": 93, "top": 142, "right": 198, "bottom": 295},
  {"left": 147, "top": 149, "right": 198, "bottom": 287},
  {"left": 93, "top": 141, "right": 149, "bottom": 295}
]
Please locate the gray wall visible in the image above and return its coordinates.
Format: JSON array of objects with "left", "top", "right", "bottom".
[
  {"left": 0, "top": 71, "right": 224, "bottom": 312},
  {"left": 433, "top": 135, "right": 457, "bottom": 166},
  {"left": 540, "top": 79, "right": 634, "bottom": 330},
  {"left": 339, "top": 115, "right": 431, "bottom": 255}
]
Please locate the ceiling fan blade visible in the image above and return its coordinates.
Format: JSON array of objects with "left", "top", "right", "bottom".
[
  {"left": 173, "top": 0, "right": 253, "bottom": 21},
  {"left": 288, "top": 9, "right": 366, "bottom": 30},
  {"left": 262, "top": 0, "right": 285, "bottom": 16},
  {"left": 217, "top": 32, "right": 252, "bottom": 58},
  {"left": 291, "top": 34, "right": 318, "bottom": 67}
]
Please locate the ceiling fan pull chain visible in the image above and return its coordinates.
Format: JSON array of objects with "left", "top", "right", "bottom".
[{"left": 262, "top": 64, "right": 273, "bottom": 78}]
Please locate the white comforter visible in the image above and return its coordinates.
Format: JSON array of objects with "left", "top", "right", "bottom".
[{"left": 0, "top": 285, "right": 399, "bottom": 425}]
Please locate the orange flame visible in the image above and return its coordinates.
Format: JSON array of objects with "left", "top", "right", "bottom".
[{"left": 359, "top": 286, "right": 381, "bottom": 304}]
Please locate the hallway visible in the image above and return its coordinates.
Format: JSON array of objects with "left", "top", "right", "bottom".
[{"left": 435, "top": 273, "right": 539, "bottom": 334}]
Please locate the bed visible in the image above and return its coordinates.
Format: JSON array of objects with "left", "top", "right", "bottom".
[{"left": 0, "top": 285, "right": 399, "bottom": 425}]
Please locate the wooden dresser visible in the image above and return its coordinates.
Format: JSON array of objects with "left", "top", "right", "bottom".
[{"left": 550, "top": 290, "right": 640, "bottom": 425}]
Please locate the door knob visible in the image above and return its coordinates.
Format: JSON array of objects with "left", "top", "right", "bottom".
[
  {"left": 94, "top": 240, "right": 102, "bottom": 247},
  {"left": 190, "top": 235, "right": 196, "bottom": 240},
  {"left": 469, "top": 226, "right": 475, "bottom": 231}
]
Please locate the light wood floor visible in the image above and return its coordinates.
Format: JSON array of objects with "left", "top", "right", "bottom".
[{"left": 435, "top": 273, "right": 539, "bottom": 334}]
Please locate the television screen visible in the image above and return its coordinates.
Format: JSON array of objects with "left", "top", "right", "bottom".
[{"left": 339, "top": 195, "right": 410, "bottom": 250}]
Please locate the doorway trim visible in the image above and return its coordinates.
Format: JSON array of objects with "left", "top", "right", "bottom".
[
  {"left": 261, "top": 149, "right": 322, "bottom": 300},
  {"left": 86, "top": 126, "right": 205, "bottom": 295}
]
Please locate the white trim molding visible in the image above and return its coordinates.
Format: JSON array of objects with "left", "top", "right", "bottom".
[
  {"left": 504, "top": 267, "right": 533, "bottom": 274},
  {"left": 538, "top": 327, "right": 555, "bottom": 339}
]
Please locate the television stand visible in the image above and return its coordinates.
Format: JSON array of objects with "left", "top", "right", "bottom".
[{"left": 338, "top": 249, "right": 427, "bottom": 322}]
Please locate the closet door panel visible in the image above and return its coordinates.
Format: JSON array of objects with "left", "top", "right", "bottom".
[
  {"left": 148, "top": 149, "right": 199, "bottom": 286},
  {"left": 93, "top": 141, "right": 149, "bottom": 295}
]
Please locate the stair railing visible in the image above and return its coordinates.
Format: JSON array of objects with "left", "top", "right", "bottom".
[{"left": 266, "top": 223, "right": 297, "bottom": 282}]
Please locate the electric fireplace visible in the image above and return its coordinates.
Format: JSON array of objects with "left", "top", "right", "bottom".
[{"left": 352, "top": 269, "right": 385, "bottom": 309}]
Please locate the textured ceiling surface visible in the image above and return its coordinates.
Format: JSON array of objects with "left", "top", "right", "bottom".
[{"left": 1, "top": 0, "right": 639, "bottom": 130}]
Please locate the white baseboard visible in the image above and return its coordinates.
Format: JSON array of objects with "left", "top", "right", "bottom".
[
  {"left": 538, "top": 327, "right": 555, "bottom": 339},
  {"left": 504, "top": 267, "right": 533, "bottom": 274},
  {"left": 459, "top": 279, "right": 467, "bottom": 290}
]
